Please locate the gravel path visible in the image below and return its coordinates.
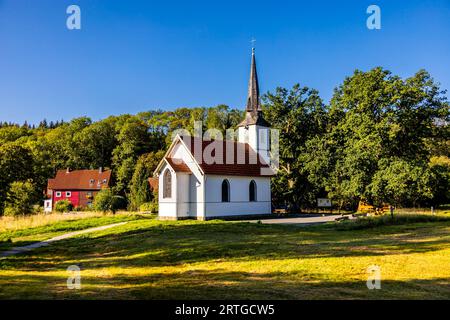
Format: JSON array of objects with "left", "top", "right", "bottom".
[
  {"left": 243, "top": 214, "right": 355, "bottom": 226},
  {"left": 0, "top": 222, "right": 128, "bottom": 257}
]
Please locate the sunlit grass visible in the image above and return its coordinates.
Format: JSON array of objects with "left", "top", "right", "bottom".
[
  {"left": 0, "top": 212, "right": 150, "bottom": 252},
  {"left": 0, "top": 216, "right": 449, "bottom": 299},
  {"left": 0, "top": 212, "right": 106, "bottom": 233}
]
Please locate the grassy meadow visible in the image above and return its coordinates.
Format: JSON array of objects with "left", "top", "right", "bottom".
[
  {"left": 0, "top": 212, "right": 143, "bottom": 252},
  {"left": 1, "top": 212, "right": 450, "bottom": 299}
]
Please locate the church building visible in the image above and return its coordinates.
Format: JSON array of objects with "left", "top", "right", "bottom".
[{"left": 154, "top": 49, "right": 274, "bottom": 220}]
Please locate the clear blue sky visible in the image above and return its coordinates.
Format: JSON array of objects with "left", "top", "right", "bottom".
[{"left": 1, "top": 0, "right": 449, "bottom": 124}]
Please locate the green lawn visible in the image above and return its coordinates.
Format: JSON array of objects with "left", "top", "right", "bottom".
[
  {"left": 0, "top": 214, "right": 449, "bottom": 299},
  {"left": 0, "top": 213, "right": 144, "bottom": 252}
]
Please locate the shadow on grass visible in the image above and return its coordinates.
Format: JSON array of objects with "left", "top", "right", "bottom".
[
  {"left": 0, "top": 240, "right": 42, "bottom": 252},
  {"left": 0, "top": 268, "right": 449, "bottom": 299},
  {"left": 1, "top": 221, "right": 449, "bottom": 271}
]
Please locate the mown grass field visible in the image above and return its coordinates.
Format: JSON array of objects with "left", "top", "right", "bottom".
[
  {"left": 0, "top": 213, "right": 449, "bottom": 299},
  {"left": 0, "top": 213, "right": 143, "bottom": 252}
]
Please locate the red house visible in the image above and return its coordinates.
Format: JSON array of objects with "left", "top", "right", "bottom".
[{"left": 47, "top": 168, "right": 112, "bottom": 210}]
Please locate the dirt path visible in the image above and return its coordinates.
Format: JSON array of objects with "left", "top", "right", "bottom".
[
  {"left": 0, "top": 222, "right": 128, "bottom": 258},
  {"left": 243, "top": 214, "right": 355, "bottom": 226}
]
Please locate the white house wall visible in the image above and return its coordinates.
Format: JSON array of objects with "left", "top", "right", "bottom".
[
  {"left": 158, "top": 163, "right": 177, "bottom": 218},
  {"left": 204, "top": 175, "right": 271, "bottom": 217}
]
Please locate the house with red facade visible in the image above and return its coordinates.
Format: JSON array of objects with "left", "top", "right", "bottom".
[{"left": 46, "top": 168, "right": 112, "bottom": 211}]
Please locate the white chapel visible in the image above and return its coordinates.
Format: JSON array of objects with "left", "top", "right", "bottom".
[{"left": 154, "top": 49, "right": 274, "bottom": 220}]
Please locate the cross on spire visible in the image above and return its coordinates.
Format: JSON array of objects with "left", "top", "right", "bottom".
[{"left": 251, "top": 38, "right": 256, "bottom": 51}]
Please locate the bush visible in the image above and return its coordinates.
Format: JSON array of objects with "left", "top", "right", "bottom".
[
  {"left": 3, "top": 181, "right": 37, "bottom": 216},
  {"left": 55, "top": 199, "right": 73, "bottom": 213},
  {"left": 32, "top": 204, "right": 44, "bottom": 214},
  {"left": 139, "top": 202, "right": 158, "bottom": 213},
  {"left": 93, "top": 189, "right": 121, "bottom": 214}
]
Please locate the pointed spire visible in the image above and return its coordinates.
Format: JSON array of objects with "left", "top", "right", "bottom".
[
  {"left": 238, "top": 47, "right": 270, "bottom": 128},
  {"left": 246, "top": 48, "right": 260, "bottom": 112}
]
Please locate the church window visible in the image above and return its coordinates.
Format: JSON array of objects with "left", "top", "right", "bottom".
[
  {"left": 249, "top": 180, "right": 257, "bottom": 202},
  {"left": 163, "top": 169, "right": 172, "bottom": 198},
  {"left": 221, "top": 179, "right": 230, "bottom": 202}
]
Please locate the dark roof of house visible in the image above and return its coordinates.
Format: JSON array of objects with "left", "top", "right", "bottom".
[
  {"left": 177, "top": 136, "right": 274, "bottom": 177},
  {"left": 48, "top": 169, "right": 112, "bottom": 190},
  {"left": 148, "top": 177, "right": 159, "bottom": 192}
]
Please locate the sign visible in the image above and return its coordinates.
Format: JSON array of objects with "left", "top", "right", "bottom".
[{"left": 317, "top": 198, "right": 332, "bottom": 208}]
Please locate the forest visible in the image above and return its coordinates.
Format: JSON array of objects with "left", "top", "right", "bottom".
[{"left": 0, "top": 67, "right": 449, "bottom": 215}]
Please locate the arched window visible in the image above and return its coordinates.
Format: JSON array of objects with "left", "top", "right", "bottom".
[
  {"left": 163, "top": 169, "right": 172, "bottom": 198},
  {"left": 221, "top": 179, "right": 230, "bottom": 202},
  {"left": 249, "top": 180, "right": 257, "bottom": 202}
]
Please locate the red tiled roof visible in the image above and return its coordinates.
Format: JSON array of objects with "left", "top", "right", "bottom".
[
  {"left": 166, "top": 158, "right": 192, "bottom": 173},
  {"left": 47, "top": 169, "right": 112, "bottom": 190},
  {"left": 176, "top": 136, "right": 274, "bottom": 176},
  {"left": 148, "top": 177, "right": 159, "bottom": 192}
]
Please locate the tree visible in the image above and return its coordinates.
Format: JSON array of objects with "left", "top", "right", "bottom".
[
  {"left": 93, "top": 189, "right": 121, "bottom": 214},
  {"left": 0, "top": 143, "right": 34, "bottom": 214},
  {"left": 111, "top": 115, "right": 167, "bottom": 198},
  {"left": 128, "top": 151, "right": 164, "bottom": 211},
  {"left": 428, "top": 156, "right": 450, "bottom": 206},
  {"left": 262, "top": 84, "right": 328, "bottom": 209},
  {"left": 3, "top": 181, "right": 37, "bottom": 216},
  {"left": 313, "top": 68, "right": 449, "bottom": 209},
  {"left": 72, "top": 118, "right": 117, "bottom": 169},
  {"left": 0, "top": 125, "right": 31, "bottom": 144},
  {"left": 369, "top": 159, "right": 432, "bottom": 207}
]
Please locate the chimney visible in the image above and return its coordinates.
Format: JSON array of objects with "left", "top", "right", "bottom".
[
  {"left": 99, "top": 167, "right": 103, "bottom": 173},
  {"left": 66, "top": 168, "right": 70, "bottom": 173}
]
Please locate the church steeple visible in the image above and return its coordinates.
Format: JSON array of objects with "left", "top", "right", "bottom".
[
  {"left": 237, "top": 47, "right": 271, "bottom": 164},
  {"left": 238, "top": 48, "right": 270, "bottom": 128},
  {"left": 246, "top": 48, "right": 260, "bottom": 112}
]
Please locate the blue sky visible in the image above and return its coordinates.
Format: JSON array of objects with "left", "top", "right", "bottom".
[{"left": 0, "top": 0, "right": 449, "bottom": 124}]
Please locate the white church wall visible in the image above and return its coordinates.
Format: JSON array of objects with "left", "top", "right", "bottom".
[
  {"left": 238, "top": 126, "right": 250, "bottom": 145},
  {"left": 189, "top": 174, "right": 206, "bottom": 218},
  {"left": 204, "top": 175, "right": 271, "bottom": 217},
  {"left": 171, "top": 142, "right": 204, "bottom": 179},
  {"left": 158, "top": 163, "right": 177, "bottom": 218},
  {"left": 238, "top": 125, "right": 270, "bottom": 164},
  {"left": 170, "top": 141, "right": 206, "bottom": 219},
  {"left": 255, "top": 125, "right": 270, "bottom": 165}
]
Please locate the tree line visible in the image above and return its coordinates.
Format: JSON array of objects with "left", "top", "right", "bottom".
[{"left": 0, "top": 67, "right": 448, "bottom": 215}]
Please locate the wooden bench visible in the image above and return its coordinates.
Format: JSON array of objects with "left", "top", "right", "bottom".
[{"left": 274, "top": 208, "right": 287, "bottom": 214}]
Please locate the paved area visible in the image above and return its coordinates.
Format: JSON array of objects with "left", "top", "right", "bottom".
[
  {"left": 0, "top": 222, "right": 128, "bottom": 258},
  {"left": 243, "top": 214, "right": 355, "bottom": 226}
]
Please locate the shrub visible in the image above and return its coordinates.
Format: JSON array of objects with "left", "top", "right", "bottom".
[
  {"left": 55, "top": 199, "right": 73, "bottom": 213},
  {"left": 93, "top": 189, "right": 121, "bottom": 214},
  {"left": 3, "top": 181, "right": 37, "bottom": 216},
  {"left": 32, "top": 204, "right": 44, "bottom": 214},
  {"left": 139, "top": 202, "right": 158, "bottom": 213}
]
